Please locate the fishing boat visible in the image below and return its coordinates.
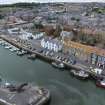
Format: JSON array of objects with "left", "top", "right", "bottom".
[
  {"left": 51, "top": 61, "right": 65, "bottom": 69},
  {"left": 21, "top": 50, "right": 28, "bottom": 54},
  {"left": 16, "top": 51, "right": 24, "bottom": 56},
  {"left": 9, "top": 46, "right": 18, "bottom": 52},
  {"left": 0, "top": 40, "right": 3, "bottom": 44},
  {"left": 27, "top": 54, "right": 36, "bottom": 60},
  {"left": 70, "top": 69, "right": 89, "bottom": 79},
  {"left": 96, "top": 79, "right": 105, "bottom": 89},
  {"left": 9, "top": 48, "right": 15, "bottom": 52},
  {"left": 1, "top": 41, "right": 6, "bottom": 46},
  {"left": 4, "top": 45, "right": 12, "bottom": 49}
]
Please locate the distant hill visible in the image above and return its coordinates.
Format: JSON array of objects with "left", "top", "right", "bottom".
[{"left": 0, "top": 2, "right": 41, "bottom": 8}]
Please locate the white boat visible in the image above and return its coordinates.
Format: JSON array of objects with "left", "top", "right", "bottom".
[
  {"left": 96, "top": 79, "right": 105, "bottom": 89},
  {"left": 16, "top": 50, "right": 27, "bottom": 56},
  {"left": 27, "top": 54, "right": 36, "bottom": 60},
  {"left": 1, "top": 42, "right": 5, "bottom": 46},
  {"left": 9, "top": 48, "right": 16, "bottom": 52},
  {"left": 52, "top": 61, "right": 65, "bottom": 69},
  {"left": 0, "top": 41, "right": 3, "bottom": 44},
  {"left": 21, "top": 50, "right": 27, "bottom": 54},
  {"left": 70, "top": 69, "right": 89, "bottom": 79},
  {"left": 9, "top": 47, "right": 19, "bottom": 52},
  {"left": 4, "top": 46, "right": 11, "bottom": 49}
]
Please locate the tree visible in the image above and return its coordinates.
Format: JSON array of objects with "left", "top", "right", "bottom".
[
  {"left": 33, "top": 22, "right": 43, "bottom": 29},
  {"left": 44, "top": 26, "right": 55, "bottom": 36},
  {"left": 53, "top": 24, "right": 62, "bottom": 37},
  {"left": 76, "top": 18, "right": 80, "bottom": 22},
  {"left": 86, "top": 36, "right": 96, "bottom": 46},
  {"left": 71, "top": 17, "right": 75, "bottom": 20}
]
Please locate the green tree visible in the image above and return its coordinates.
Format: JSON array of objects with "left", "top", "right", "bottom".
[
  {"left": 71, "top": 17, "right": 75, "bottom": 20},
  {"left": 33, "top": 22, "right": 43, "bottom": 29},
  {"left": 53, "top": 24, "right": 62, "bottom": 37}
]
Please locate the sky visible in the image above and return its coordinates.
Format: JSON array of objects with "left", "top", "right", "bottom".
[{"left": 0, "top": 0, "right": 105, "bottom": 4}]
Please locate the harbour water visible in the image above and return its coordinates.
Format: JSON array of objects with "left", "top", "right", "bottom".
[{"left": 0, "top": 46, "right": 105, "bottom": 105}]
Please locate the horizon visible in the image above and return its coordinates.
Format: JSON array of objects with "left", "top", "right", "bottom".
[{"left": 0, "top": 0, "right": 105, "bottom": 5}]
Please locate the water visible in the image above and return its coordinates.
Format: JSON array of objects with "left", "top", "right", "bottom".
[{"left": 0, "top": 46, "right": 105, "bottom": 105}]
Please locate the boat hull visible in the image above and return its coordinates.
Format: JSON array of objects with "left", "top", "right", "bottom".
[
  {"left": 70, "top": 70, "right": 89, "bottom": 80},
  {"left": 51, "top": 62, "right": 64, "bottom": 69},
  {"left": 96, "top": 81, "right": 105, "bottom": 89}
]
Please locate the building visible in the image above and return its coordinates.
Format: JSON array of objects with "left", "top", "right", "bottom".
[
  {"left": 19, "top": 30, "right": 33, "bottom": 40},
  {"left": 7, "top": 28, "right": 21, "bottom": 35},
  {"left": 6, "top": 16, "right": 26, "bottom": 25},
  {"left": 9, "top": 28, "right": 44, "bottom": 40},
  {"left": 64, "top": 38, "right": 105, "bottom": 69},
  {"left": 41, "top": 37, "right": 62, "bottom": 52},
  {"left": 60, "top": 31, "right": 73, "bottom": 41},
  {"left": 34, "top": 32, "right": 44, "bottom": 39}
]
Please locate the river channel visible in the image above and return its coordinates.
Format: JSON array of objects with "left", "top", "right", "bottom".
[{"left": 0, "top": 46, "right": 105, "bottom": 105}]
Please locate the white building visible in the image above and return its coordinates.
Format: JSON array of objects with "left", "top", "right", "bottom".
[
  {"left": 17, "top": 28, "right": 44, "bottom": 40},
  {"left": 8, "top": 28, "right": 21, "bottom": 35},
  {"left": 19, "top": 29, "right": 33, "bottom": 40},
  {"left": 41, "top": 37, "right": 62, "bottom": 52},
  {"left": 34, "top": 32, "right": 44, "bottom": 39},
  {"left": 60, "top": 31, "right": 73, "bottom": 41}
]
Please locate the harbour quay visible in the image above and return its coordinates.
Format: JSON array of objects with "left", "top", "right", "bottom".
[{"left": 0, "top": 34, "right": 105, "bottom": 80}]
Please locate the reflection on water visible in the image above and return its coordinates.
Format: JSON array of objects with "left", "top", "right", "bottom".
[{"left": 0, "top": 47, "right": 105, "bottom": 105}]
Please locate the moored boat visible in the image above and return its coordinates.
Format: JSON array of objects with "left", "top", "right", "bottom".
[
  {"left": 51, "top": 61, "right": 65, "bottom": 69},
  {"left": 16, "top": 51, "right": 24, "bottom": 56},
  {"left": 27, "top": 54, "right": 36, "bottom": 60},
  {"left": 4, "top": 45, "right": 12, "bottom": 49},
  {"left": 4, "top": 46, "right": 9, "bottom": 49},
  {"left": 16, "top": 50, "right": 28, "bottom": 56},
  {"left": 1, "top": 41, "right": 6, "bottom": 46},
  {"left": 21, "top": 50, "right": 28, "bottom": 54},
  {"left": 70, "top": 69, "right": 89, "bottom": 79},
  {"left": 96, "top": 79, "right": 105, "bottom": 89}
]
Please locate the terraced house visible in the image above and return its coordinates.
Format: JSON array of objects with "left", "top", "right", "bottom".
[
  {"left": 64, "top": 38, "right": 105, "bottom": 69},
  {"left": 41, "top": 37, "right": 63, "bottom": 52}
]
